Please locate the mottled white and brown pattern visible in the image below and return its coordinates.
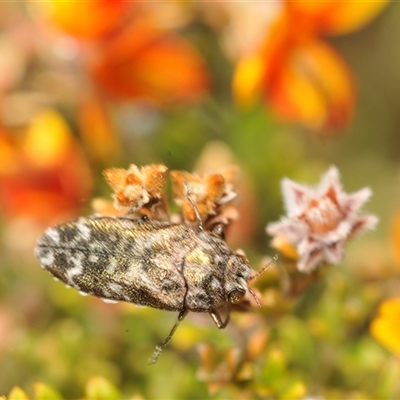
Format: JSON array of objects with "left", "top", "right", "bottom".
[{"left": 35, "top": 216, "right": 257, "bottom": 363}]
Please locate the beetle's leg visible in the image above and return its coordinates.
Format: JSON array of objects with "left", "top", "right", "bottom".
[
  {"left": 148, "top": 309, "right": 188, "bottom": 365},
  {"left": 211, "top": 223, "right": 225, "bottom": 239},
  {"left": 209, "top": 308, "right": 230, "bottom": 329}
]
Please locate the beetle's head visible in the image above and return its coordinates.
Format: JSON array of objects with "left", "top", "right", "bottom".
[
  {"left": 225, "top": 253, "right": 278, "bottom": 307},
  {"left": 225, "top": 252, "right": 261, "bottom": 306}
]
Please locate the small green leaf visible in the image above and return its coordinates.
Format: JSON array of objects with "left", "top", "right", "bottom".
[
  {"left": 279, "top": 380, "right": 307, "bottom": 400},
  {"left": 85, "top": 377, "right": 121, "bottom": 400},
  {"left": 260, "top": 348, "right": 286, "bottom": 387},
  {"left": 34, "top": 382, "right": 63, "bottom": 400},
  {"left": 8, "top": 387, "right": 30, "bottom": 400}
]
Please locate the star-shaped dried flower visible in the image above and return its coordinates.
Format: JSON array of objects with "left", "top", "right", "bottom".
[
  {"left": 266, "top": 166, "right": 378, "bottom": 272},
  {"left": 103, "top": 164, "right": 168, "bottom": 216}
]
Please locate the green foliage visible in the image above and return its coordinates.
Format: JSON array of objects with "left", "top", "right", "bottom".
[
  {"left": 6, "top": 378, "right": 124, "bottom": 400},
  {"left": 7, "top": 383, "right": 62, "bottom": 400}
]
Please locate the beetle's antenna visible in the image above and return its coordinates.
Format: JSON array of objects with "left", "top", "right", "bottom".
[
  {"left": 184, "top": 174, "right": 204, "bottom": 230},
  {"left": 250, "top": 254, "right": 279, "bottom": 281},
  {"left": 245, "top": 255, "right": 278, "bottom": 308},
  {"left": 148, "top": 309, "right": 188, "bottom": 365},
  {"left": 248, "top": 287, "right": 262, "bottom": 308}
]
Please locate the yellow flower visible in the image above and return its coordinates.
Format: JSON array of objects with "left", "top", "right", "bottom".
[{"left": 371, "top": 298, "right": 400, "bottom": 356}]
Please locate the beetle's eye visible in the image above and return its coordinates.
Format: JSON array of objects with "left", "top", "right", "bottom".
[{"left": 227, "top": 290, "right": 245, "bottom": 304}]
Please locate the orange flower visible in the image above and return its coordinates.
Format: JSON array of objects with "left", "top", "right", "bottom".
[
  {"left": 371, "top": 298, "right": 400, "bottom": 356},
  {"left": 88, "top": 15, "right": 209, "bottom": 105},
  {"left": 0, "top": 109, "right": 93, "bottom": 224},
  {"left": 390, "top": 209, "right": 400, "bottom": 268},
  {"left": 41, "top": 3, "right": 209, "bottom": 105},
  {"left": 233, "top": 0, "right": 389, "bottom": 132},
  {"left": 42, "top": 0, "right": 131, "bottom": 40},
  {"left": 77, "top": 94, "right": 122, "bottom": 164},
  {"left": 285, "top": 1, "right": 390, "bottom": 36}
]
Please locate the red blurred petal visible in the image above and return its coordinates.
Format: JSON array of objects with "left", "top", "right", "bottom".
[
  {"left": 265, "top": 38, "right": 354, "bottom": 131},
  {"left": 0, "top": 111, "right": 93, "bottom": 224},
  {"left": 88, "top": 18, "right": 210, "bottom": 105},
  {"left": 234, "top": 12, "right": 354, "bottom": 132},
  {"left": 77, "top": 94, "right": 122, "bottom": 164}
]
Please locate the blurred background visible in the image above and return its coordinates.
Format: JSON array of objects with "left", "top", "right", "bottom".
[{"left": 1, "top": 1, "right": 400, "bottom": 399}]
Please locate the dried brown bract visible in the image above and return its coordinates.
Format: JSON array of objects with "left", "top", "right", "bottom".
[
  {"left": 170, "top": 166, "right": 239, "bottom": 231},
  {"left": 103, "top": 163, "right": 168, "bottom": 219},
  {"left": 197, "top": 327, "right": 269, "bottom": 396}
]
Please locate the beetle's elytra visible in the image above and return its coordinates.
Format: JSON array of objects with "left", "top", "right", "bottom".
[{"left": 35, "top": 178, "right": 271, "bottom": 364}]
